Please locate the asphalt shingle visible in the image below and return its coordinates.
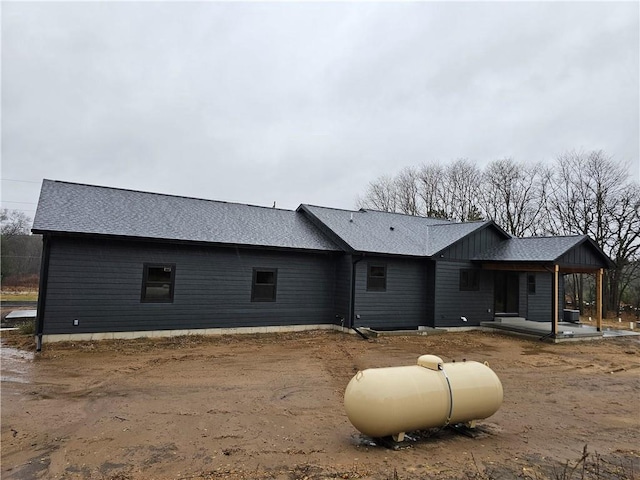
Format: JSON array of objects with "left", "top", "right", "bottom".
[
  {"left": 32, "top": 180, "right": 339, "bottom": 251},
  {"left": 299, "top": 204, "right": 495, "bottom": 257},
  {"left": 473, "top": 236, "right": 589, "bottom": 262},
  {"left": 34, "top": 180, "right": 606, "bottom": 264}
]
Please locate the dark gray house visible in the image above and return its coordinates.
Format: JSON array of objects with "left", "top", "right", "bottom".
[{"left": 32, "top": 180, "right": 613, "bottom": 347}]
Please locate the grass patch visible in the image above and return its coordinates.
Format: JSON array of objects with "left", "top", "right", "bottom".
[{"left": 1, "top": 292, "right": 39, "bottom": 302}]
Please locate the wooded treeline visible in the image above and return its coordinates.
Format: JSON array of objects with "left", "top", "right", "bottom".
[
  {"left": 1, "top": 209, "right": 42, "bottom": 290},
  {"left": 356, "top": 150, "right": 640, "bottom": 317}
]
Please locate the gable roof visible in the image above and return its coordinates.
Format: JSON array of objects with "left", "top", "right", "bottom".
[
  {"left": 298, "top": 204, "right": 505, "bottom": 257},
  {"left": 473, "top": 235, "right": 614, "bottom": 267},
  {"left": 32, "top": 180, "right": 339, "bottom": 252},
  {"left": 32, "top": 180, "right": 613, "bottom": 268}
]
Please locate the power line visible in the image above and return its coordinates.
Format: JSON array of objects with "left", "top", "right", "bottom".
[
  {"left": 0, "top": 207, "right": 37, "bottom": 214},
  {"left": 1, "top": 200, "right": 37, "bottom": 205},
  {"left": 1, "top": 178, "right": 41, "bottom": 184}
]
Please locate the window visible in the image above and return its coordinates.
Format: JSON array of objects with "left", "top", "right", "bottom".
[
  {"left": 459, "top": 269, "right": 480, "bottom": 291},
  {"left": 527, "top": 274, "right": 536, "bottom": 294},
  {"left": 367, "top": 264, "right": 387, "bottom": 291},
  {"left": 141, "top": 264, "right": 175, "bottom": 303},
  {"left": 252, "top": 268, "right": 277, "bottom": 302}
]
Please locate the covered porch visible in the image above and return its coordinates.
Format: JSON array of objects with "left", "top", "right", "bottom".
[{"left": 474, "top": 235, "right": 621, "bottom": 342}]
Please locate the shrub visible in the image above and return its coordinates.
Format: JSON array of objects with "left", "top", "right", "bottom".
[{"left": 18, "top": 320, "right": 35, "bottom": 336}]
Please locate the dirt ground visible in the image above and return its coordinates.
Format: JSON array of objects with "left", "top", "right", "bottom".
[{"left": 1, "top": 324, "right": 639, "bottom": 480}]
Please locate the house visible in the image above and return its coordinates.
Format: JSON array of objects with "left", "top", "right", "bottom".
[{"left": 32, "top": 180, "right": 614, "bottom": 348}]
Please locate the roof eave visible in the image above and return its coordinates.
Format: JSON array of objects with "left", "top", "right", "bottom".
[{"left": 35, "top": 230, "right": 341, "bottom": 254}]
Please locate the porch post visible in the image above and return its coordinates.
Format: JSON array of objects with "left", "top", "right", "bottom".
[
  {"left": 596, "top": 268, "right": 603, "bottom": 332},
  {"left": 552, "top": 264, "right": 559, "bottom": 336}
]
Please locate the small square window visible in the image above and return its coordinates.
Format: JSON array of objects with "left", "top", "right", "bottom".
[
  {"left": 141, "top": 264, "right": 175, "bottom": 303},
  {"left": 252, "top": 268, "right": 277, "bottom": 302},
  {"left": 459, "top": 269, "right": 480, "bottom": 291},
  {"left": 527, "top": 274, "right": 536, "bottom": 294},
  {"left": 367, "top": 264, "right": 387, "bottom": 291}
]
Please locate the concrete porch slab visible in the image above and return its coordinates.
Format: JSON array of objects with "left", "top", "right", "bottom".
[
  {"left": 481, "top": 319, "right": 640, "bottom": 343},
  {"left": 5, "top": 310, "right": 37, "bottom": 320}
]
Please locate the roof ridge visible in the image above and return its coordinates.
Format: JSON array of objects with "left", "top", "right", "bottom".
[
  {"left": 360, "top": 208, "right": 453, "bottom": 222},
  {"left": 514, "top": 234, "right": 587, "bottom": 240},
  {"left": 45, "top": 179, "right": 295, "bottom": 212},
  {"left": 301, "top": 204, "right": 358, "bottom": 213},
  {"left": 428, "top": 220, "right": 487, "bottom": 227},
  {"left": 303, "top": 204, "right": 457, "bottom": 224}
]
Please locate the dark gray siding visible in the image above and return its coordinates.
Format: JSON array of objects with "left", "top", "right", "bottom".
[
  {"left": 433, "top": 261, "right": 493, "bottom": 327},
  {"left": 520, "top": 272, "right": 552, "bottom": 322},
  {"left": 353, "top": 257, "right": 427, "bottom": 330},
  {"left": 425, "top": 260, "right": 436, "bottom": 327},
  {"left": 518, "top": 273, "right": 528, "bottom": 317},
  {"left": 42, "top": 237, "right": 337, "bottom": 334},
  {"left": 334, "top": 254, "right": 352, "bottom": 323},
  {"left": 521, "top": 272, "right": 564, "bottom": 322},
  {"left": 440, "top": 227, "right": 505, "bottom": 260},
  {"left": 558, "top": 242, "right": 606, "bottom": 269}
]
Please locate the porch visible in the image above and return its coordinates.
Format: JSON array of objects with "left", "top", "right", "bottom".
[
  {"left": 480, "top": 316, "right": 640, "bottom": 343},
  {"left": 475, "top": 235, "right": 619, "bottom": 340}
]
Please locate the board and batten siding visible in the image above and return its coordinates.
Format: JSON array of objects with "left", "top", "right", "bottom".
[
  {"left": 353, "top": 257, "right": 427, "bottom": 330},
  {"left": 42, "top": 237, "right": 337, "bottom": 334},
  {"left": 438, "top": 226, "right": 505, "bottom": 260},
  {"left": 558, "top": 243, "right": 606, "bottom": 269},
  {"left": 433, "top": 260, "right": 493, "bottom": 327}
]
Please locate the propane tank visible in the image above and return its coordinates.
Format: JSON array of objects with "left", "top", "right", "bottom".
[{"left": 344, "top": 355, "right": 503, "bottom": 441}]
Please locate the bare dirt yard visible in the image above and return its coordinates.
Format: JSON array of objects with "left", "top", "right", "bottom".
[{"left": 1, "top": 326, "right": 639, "bottom": 480}]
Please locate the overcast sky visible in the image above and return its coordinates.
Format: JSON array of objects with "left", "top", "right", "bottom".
[{"left": 2, "top": 1, "right": 638, "bottom": 221}]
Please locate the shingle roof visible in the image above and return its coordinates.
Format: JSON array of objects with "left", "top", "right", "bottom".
[
  {"left": 473, "top": 236, "right": 589, "bottom": 262},
  {"left": 32, "top": 180, "right": 339, "bottom": 251},
  {"left": 299, "top": 204, "right": 497, "bottom": 257},
  {"left": 35, "top": 180, "right": 605, "bottom": 264}
]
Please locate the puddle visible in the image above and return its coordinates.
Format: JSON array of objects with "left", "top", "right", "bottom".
[{"left": 1, "top": 339, "right": 34, "bottom": 384}]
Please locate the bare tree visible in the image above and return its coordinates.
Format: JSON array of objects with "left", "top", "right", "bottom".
[
  {"left": 543, "top": 150, "right": 636, "bottom": 314},
  {"left": 544, "top": 150, "right": 628, "bottom": 236},
  {"left": 417, "top": 163, "right": 448, "bottom": 219},
  {"left": 604, "top": 183, "right": 640, "bottom": 315},
  {"left": 0, "top": 209, "right": 40, "bottom": 287},
  {"left": 395, "top": 166, "right": 422, "bottom": 215},
  {"left": 442, "top": 159, "right": 482, "bottom": 222},
  {"left": 479, "top": 158, "right": 546, "bottom": 236},
  {"left": 356, "top": 174, "right": 399, "bottom": 212},
  {"left": 1, "top": 208, "right": 31, "bottom": 237}
]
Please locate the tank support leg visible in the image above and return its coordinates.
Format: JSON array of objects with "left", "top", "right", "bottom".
[{"left": 392, "top": 432, "right": 405, "bottom": 442}]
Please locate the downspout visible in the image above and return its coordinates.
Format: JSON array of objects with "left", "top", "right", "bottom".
[
  {"left": 349, "top": 254, "right": 368, "bottom": 339},
  {"left": 35, "top": 234, "right": 51, "bottom": 352}
]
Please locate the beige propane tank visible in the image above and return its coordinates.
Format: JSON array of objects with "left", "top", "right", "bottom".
[{"left": 344, "top": 355, "right": 503, "bottom": 440}]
